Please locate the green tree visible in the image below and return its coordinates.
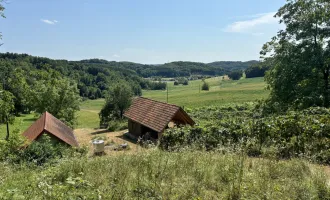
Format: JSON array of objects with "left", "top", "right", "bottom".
[
  {"left": 228, "top": 70, "right": 243, "bottom": 80},
  {"left": 261, "top": 0, "right": 330, "bottom": 109},
  {"left": 100, "top": 82, "right": 133, "bottom": 124},
  {"left": 32, "top": 76, "right": 80, "bottom": 127},
  {"left": 0, "top": 90, "right": 15, "bottom": 140}
]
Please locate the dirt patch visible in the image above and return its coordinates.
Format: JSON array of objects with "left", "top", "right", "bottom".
[{"left": 74, "top": 128, "right": 142, "bottom": 156}]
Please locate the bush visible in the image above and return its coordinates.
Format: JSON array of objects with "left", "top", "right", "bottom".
[
  {"left": 1, "top": 133, "right": 87, "bottom": 165},
  {"left": 201, "top": 82, "right": 209, "bottom": 91},
  {"left": 160, "top": 106, "right": 330, "bottom": 164},
  {"left": 107, "top": 120, "right": 128, "bottom": 132},
  {"left": 0, "top": 129, "right": 25, "bottom": 162},
  {"left": 20, "top": 135, "right": 67, "bottom": 165},
  {"left": 174, "top": 81, "right": 179, "bottom": 86}
]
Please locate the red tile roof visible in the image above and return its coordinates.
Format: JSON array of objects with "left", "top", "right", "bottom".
[
  {"left": 23, "top": 112, "right": 79, "bottom": 147},
  {"left": 124, "top": 97, "right": 195, "bottom": 133}
]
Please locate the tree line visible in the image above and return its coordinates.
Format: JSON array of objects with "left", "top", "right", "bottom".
[{"left": 0, "top": 53, "right": 167, "bottom": 100}]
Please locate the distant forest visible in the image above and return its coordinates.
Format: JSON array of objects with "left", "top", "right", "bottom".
[{"left": 0, "top": 53, "right": 261, "bottom": 99}]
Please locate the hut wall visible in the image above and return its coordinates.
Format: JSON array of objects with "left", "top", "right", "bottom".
[{"left": 128, "top": 120, "right": 142, "bottom": 137}]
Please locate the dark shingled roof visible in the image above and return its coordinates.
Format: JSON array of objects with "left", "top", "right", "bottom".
[
  {"left": 124, "top": 97, "right": 195, "bottom": 133},
  {"left": 23, "top": 112, "right": 79, "bottom": 147}
]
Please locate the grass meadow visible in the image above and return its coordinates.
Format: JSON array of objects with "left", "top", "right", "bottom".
[{"left": 144, "top": 77, "right": 268, "bottom": 107}]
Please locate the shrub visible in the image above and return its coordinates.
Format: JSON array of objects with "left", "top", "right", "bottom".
[
  {"left": 0, "top": 129, "right": 25, "bottom": 162},
  {"left": 107, "top": 120, "right": 128, "bottom": 132},
  {"left": 160, "top": 106, "right": 330, "bottom": 164},
  {"left": 174, "top": 81, "right": 179, "bottom": 86},
  {"left": 19, "top": 135, "right": 70, "bottom": 165},
  {"left": 0, "top": 133, "right": 88, "bottom": 165},
  {"left": 201, "top": 82, "right": 209, "bottom": 91}
]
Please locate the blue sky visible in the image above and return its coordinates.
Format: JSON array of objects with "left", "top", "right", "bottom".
[{"left": 0, "top": 0, "right": 285, "bottom": 64}]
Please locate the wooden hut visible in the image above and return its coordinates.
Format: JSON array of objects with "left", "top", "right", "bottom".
[
  {"left": 22, "top": 112, "right": 79, "bottom": 147},
  {"left": 124, "top": 97, "right": 195, "bottom": 139}
]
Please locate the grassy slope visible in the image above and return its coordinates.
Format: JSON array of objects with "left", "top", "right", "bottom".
[
  {"left": 1, "top": 151, "right": 328, "bottom": 199},
  {"left": 0, "top": 113, "right": 37, "bottom": 139},
  {"left": 77, "top": 98, "right": 104, "bottom": 129}
]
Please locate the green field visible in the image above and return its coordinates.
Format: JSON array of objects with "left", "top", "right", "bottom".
[
  {"left": 144, "top": 77, "right": 268, "bottom": 107},
  {"left": 0, "top": 77, "right": 267, "bottom": 138}
]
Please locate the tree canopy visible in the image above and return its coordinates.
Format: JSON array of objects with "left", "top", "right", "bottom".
[
  {"left": 228, "top": 70, "right": 243, "bottom": 80},
  {"left": 261, "top": 0, "right": 330, "bottom": 110},
  {"left": 245, "top": 64, "right": 270, "bottom": 78},
  {"left": 99, "top": 82, "right": 133, "bottom": 126},
  {"left": 31, "top": 73, "right": 81, "bottom": 128}
]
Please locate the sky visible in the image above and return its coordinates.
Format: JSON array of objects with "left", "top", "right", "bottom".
[{"left": 0, "top": 0, "right": 285, "bottom": 64}]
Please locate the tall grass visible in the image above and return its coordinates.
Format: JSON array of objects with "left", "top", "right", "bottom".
[{"left": 0, "top": 150, "right": 329, "bottom": 199}]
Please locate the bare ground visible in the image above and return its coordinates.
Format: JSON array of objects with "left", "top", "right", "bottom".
[{"left": 74, "top": 128, "right": 144, "bottom": 156}]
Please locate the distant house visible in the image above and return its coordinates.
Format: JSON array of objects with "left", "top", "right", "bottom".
[
  {"left": 124, "top": 97, "right": 195, "bottom": 139},
  {"left": 22, "top": 112, "right": 79, "bottom": 147}
]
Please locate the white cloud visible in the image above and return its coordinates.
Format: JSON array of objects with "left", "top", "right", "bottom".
[
  {"left": 112, "top": 54, "right": 120, "bottom": 58},
  {"left": 41, "top": 19, "right": 59, "bottom": 25},
  {"left": 224, "top": 12, "right": 277, "bottom": 33}
]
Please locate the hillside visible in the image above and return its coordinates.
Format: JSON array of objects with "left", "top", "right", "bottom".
[
  {"left": 208, "top": 60, "right": 259, "bottom": 71},
  {"left": 0, "top": 53, "right": 166, "bottom": 100},
  {"left": 0, "top": 53, "right": 260, "bottom": 100}
]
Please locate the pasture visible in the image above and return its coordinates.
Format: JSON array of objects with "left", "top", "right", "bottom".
[{"left": 144, "top": 77, "right": 268, "bottom": 107}]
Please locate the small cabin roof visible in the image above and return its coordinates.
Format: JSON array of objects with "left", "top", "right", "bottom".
[
  {"left": 22, "top": 112, "right": 79, "bottom": 147},
  {"left": 124, "top": 97, "right": 195, "bottom": 133}
]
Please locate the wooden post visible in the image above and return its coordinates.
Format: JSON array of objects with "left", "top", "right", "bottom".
[{"left": 167, "top": 82, "right": 169, "bottom": 103}]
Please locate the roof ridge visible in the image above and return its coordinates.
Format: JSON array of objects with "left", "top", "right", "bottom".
[
  {"left": 43, "top": 112, "right": 47, "bottom": 129},
  {"left": 137, "top": 97, "right": 180, "bottom": 108}
]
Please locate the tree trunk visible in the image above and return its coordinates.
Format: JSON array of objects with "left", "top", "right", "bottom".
[
  {"left": 324, "top": 67, "right": 329, "bottom": 108},
  {"left": 5, "top": 121, "right": 9, "bottom": 141},
  {"left": 120, "top": 110, "right": 123, "bottom": 119}
]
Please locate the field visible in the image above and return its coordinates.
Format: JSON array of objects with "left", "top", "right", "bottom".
[{"left": 144, "top": 77, "right": 268, "bottom": 108}]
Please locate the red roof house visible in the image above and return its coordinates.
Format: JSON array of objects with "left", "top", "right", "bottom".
[
  {"left": 124, "top": 97, "right": 195, "bottom": 139},
  {"left": 22, "top": 112, "right": 79, "bottom": 147}
]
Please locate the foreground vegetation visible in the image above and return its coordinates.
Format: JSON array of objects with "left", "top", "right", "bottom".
[
  {"left": 0, "top": 150, "right": 329, "bottom": 199},
  {"left": 161, "top": 105, "right": 330, "bottom": 164}
]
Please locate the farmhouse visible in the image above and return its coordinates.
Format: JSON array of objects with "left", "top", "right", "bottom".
[
  {"left": 124, "top": 97, "right": 195, "bottom": 139},
  {"left": 22, "top": 112, "right": 79, "bottom": 147}
]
